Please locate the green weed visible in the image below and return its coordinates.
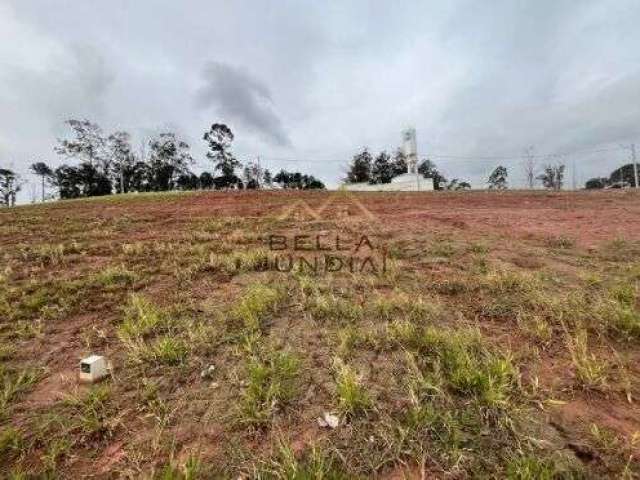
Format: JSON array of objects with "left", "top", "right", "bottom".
[
  {"left": 0, "top": 368, "right": 39, "bottom": 418},
  {"left": 118, "top": 294, "right": 163, "bottom": 339},
  {"left": 394, "top": 327, "right": 517, "bottom": 407},
  {"left": 0, "top": 427, "right": 23, "bottom": 457},
  {"left": 505, "top": 455, "right": 556, "bottom": 479},
  {"left": 64, "top": 385, "right": 113, "bottom": 435},
  {"left": 232, "top": 283, "right": 283, "bottom": 332},
  {"left": 568, "top": 331, "right": 609, "bottom": 391},
  {"left": 308, "top": 293, "right": 363, "bottom": 323},
  {"left": 148, "top": 337, "right": 188, "bottom": 365},
  {"left": 369, "top": 292, "right": 439, "bottom": 322},
  {"left": 96, "top": 265, "right": 136, "bottom": 288},
  {"left": 545, "top": 235, "right": 575, "bottom": 250},
  {"left": 240, "top": 351, "right": 300, "bottom": 426},
  {"left": 255, "top": 439, "right": 349, "bottom": 479},
  {"left": 155, "top": 454, "right": 201, "bottom": 480},
  {"left": 333, "top": 358, "right": 372, "bottom": 416},
  {"left": 208, "top": 249, "right": 273, "bottom": 274}
]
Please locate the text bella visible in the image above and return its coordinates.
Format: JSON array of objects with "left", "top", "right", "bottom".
[{"left": 265, "top": 234, "right": 387, "bottom": 274}]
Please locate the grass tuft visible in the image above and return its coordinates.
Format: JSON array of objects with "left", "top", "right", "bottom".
[
  {"left": 240, "top": 350, "right": 300, "bottom": 426},
  {"left": 568, "top": 331, "right": 609, "bottom": 391},
  {"left": 118, "top": 294, "right": 163, "bottom": 339},
  {"left": 0, "top": 368, "right": 39, "bottom": 418},
  {"left": 232, "top": 283, "right": 283, "bottom": 332},
  {"left": 333, "top": 358, "right": 372, "bottom": 416}
]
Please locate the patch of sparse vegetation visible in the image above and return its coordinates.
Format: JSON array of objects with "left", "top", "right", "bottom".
[
  {"left": 392, "top": 326, "right": 517, "bottom": 407},
  {"left": 154, "top": 455, "right": 201, "bottom": 480},
  {"left": 20, "top": 241, "right": 82, "bottom": 266},
  {"left": 118, "top": 294, "right": 163, "bottom": 339},
  {"left": 0, "top": 368, "right": 40, "bottom": 418},
  {"left": 208, "top": 249, "right": 275, "bottom": 275},
  {"left": 147, "top": 336, "right": 188, "bottom": 365},
  {"left": 505, "top": 455, "right": 558, "bottom": 479},
  {"left": 231, "top": 283, "right": 284, "bottom": 332},
  {"left": 3, "top": 191, "right": 640, "bottom": 478},
  {"left": 254, "top": 439, "right": 349, "bottom": 479},
  {"left": 0, "top": 426, "right": 23, "bottom": 458},
  {"left": 240, "top": 350, "right": 300, "bottom": 426},
  {"left": 307, "top": 292, "right": 363, "bottom": 323},
  {"left": 96, "top": 265, "right": 137, "bottom": 288},
  {"left": 546, "top": 235, "right": 576, "bottom": 250},
  {"left": 63, "top": 385, "right": 114, "bottom": 436},
  {"left": 333, "top": 358, "right": 372, "bottom": 416},
  {"left": 568, "top": 331, "right": 610, "bottom": 391}
]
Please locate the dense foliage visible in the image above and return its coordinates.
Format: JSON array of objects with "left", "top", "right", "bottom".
[
  {"left": 11, "top": 120, "right": 325, "bottom": 202},
  {"left": 585, "top": 163, "right": 640, "bottom": 189}
]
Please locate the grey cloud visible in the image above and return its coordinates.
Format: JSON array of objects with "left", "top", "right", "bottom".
[
  {"left": 2, "top": 0, "right": 640, "bottom": 193},
  {"left": 197, "top": 62, "right": 291, "bottom": 147},
  {"left": 1, "top": 44, "right": 114, "bottom": 130}
]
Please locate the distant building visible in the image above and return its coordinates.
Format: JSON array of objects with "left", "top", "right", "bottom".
[
  {"left": 343, "top": 127, "right": 434, "bottom": 191},
  {"left": 402, "top": 127, "right": 418, "bottom": 174},
  {"left": 343, "top": 173, "right": 433, "bottom": 191}
]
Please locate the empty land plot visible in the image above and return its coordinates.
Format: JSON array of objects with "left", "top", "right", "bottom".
[{"left": 0, "top": 189, "right": 639, "bottom": 478}]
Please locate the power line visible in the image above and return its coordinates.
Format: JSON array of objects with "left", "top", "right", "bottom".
[
  {"left": 632, "top": 143, "right": 638, "bottom": 189},
  {"left": 255, "top": 145, "right": 628, "bottom": 166}
]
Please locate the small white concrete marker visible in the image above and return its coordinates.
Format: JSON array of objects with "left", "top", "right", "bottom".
[{"left": 79, "top": 355, "right": 108, "bottom": 383}]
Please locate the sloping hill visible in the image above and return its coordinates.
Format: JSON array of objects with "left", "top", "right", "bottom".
[{"left": 1, "top": 190, "right": 639, "bottom": 478}]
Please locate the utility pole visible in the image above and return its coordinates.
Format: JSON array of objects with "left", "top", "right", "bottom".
[
  {"left": 257, "top": 156, "right": 261, "bottom": 189},
  {"left": 632, "top": 143, "right": 638, "bottom": 189}
]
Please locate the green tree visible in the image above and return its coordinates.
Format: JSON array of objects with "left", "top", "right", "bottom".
[
  {"left": 55, "top": 119, "right": 108, "bottom": 171},
  {"left": 585, "top": 177, "right": 608, "bottom": 189},
  {"left": 537, "top": 164, "right": 565, "bottom": 191},
  {"left": 199, "top": 171, "right": 214, "bottom": 189},
  {"left": 345, "top": 148, "right": 372, "bottom": 183},
  {"left": 418, "top": 159, "right": 447, "bottom": 190},
  {"left": 148, "top": 133, "right": 193, "bottom": 191},
  {"left": 107, "top": 131, "right": 135, "bottom": 193},
  {"left": 51, "top": 163, "right": 111, "bottom": 199},
  {"left": 176, "top": 173, "right": 199, "bottom": 190},
  {"left": 0, "top": 169, "right": 22, "bottom": 206},
  {"left": 204, "top": 123, "right": 241, "bottom": 187},
  {"left": 30, "top": 162, "right": 53, "bottom": 202},
  {"left": 243, "top": 162, "right": 263, "bottom": 189},
  {"left": 609, "top": 163, "right": 640, "bottom": 187},
  {"left": 487, "top": 166, "right": 508, "bottom": 190},
  {"left": 274, "top": 170, "right": 324, "bottom": 189},
  {"left": 370, "top": 151, "right": 394, "bottom": 184},
  {"left": 392, "top": 149, "right": 408, "bottom": 176},
  {"left": 263, "top": 169, "right": 273, "bottom": 187}
]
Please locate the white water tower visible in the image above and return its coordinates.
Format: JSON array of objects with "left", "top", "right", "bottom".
[{"left": 401, "top": 127, "right": 418, "bottom": 174}]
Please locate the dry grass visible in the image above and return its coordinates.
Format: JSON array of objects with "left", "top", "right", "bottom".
[{"left": 1, "top": 191, "right": 639, "bottom": 478}]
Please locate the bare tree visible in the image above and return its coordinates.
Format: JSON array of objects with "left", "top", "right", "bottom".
[{"left": 522, "top": 146, "right": 537, "bottom": 189}]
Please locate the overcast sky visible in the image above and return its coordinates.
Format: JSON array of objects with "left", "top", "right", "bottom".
[{"left": 1, "top": 0, "right": 639, "bottom": 196}]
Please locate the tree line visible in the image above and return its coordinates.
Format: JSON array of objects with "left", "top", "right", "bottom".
[
  {"left": 344, "top": 148, "right": 470, "bottom": 190},
  {"left": 585, "top": 164, "right": 640, "bottom": 189},
  {"left": 0, "top": 120, "right": 325, "bottom": 206}
]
